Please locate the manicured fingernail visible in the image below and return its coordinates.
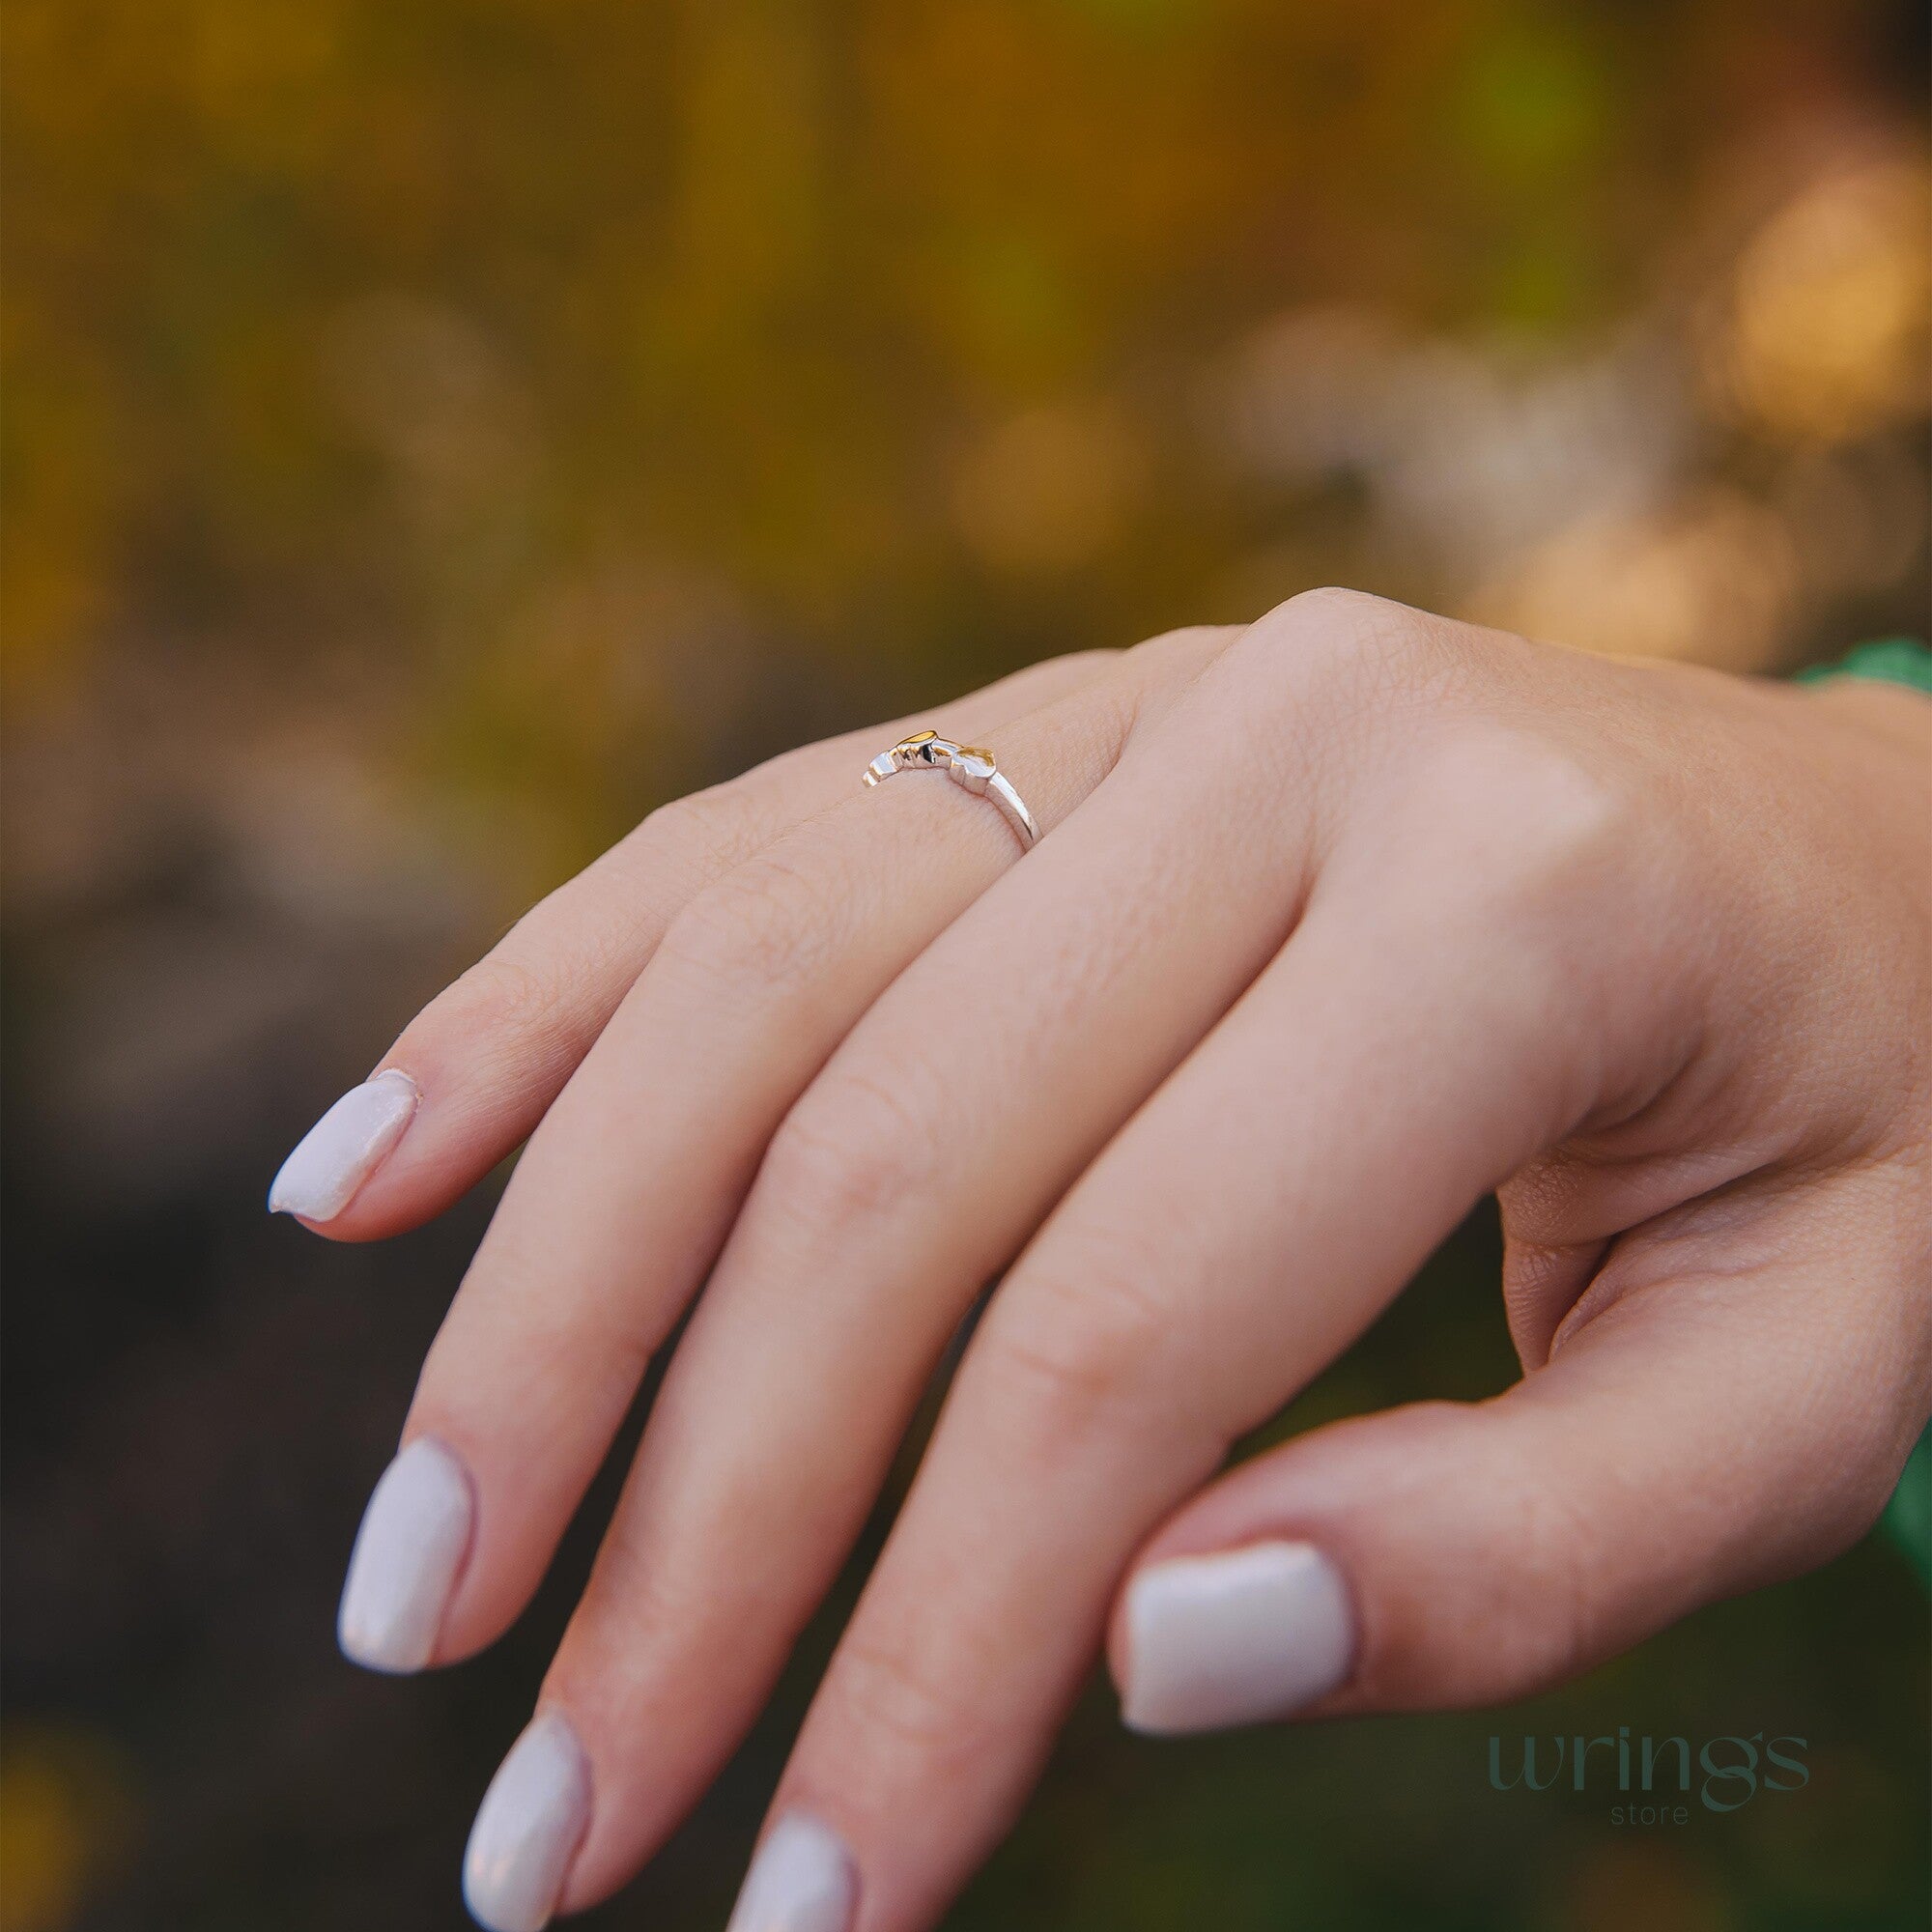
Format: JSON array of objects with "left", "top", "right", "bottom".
[
  {"left": 337, "top": 1436, "right": 474, "bottom": 1672},
  {"left": 1120, "top": 1539, "right": 1353, "bottom": 1736},
  {"left": 725, "top": 1813, "right": 858, "bottom": 1932},
  {"left": 463, "top": 1712, "right": 592, "bottom": 1932},
  {"left": 269, "top": 1067, "right": 418, "bottom": 1221}
]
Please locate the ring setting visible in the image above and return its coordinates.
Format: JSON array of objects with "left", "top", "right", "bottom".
[{"left": 863, "top": 729, "right": 1040, "bottom": 849}]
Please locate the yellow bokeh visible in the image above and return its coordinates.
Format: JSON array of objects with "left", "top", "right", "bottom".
[
  {"left": 1716, "top": 160, "right": 1932, "bottom": 442},
  {"left": 0, "top": 1727, "right": 134, "bottom": 1932}
]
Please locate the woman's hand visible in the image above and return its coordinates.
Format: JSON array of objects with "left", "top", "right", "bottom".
[{"left": 273, "top": 591, "right": 1932, "bottom": 1932}]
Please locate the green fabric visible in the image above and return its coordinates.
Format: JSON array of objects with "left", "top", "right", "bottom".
[
  {"left": 1794, "top": 636, "right": 1932, "bottom": 692},
  {"left": 1887, "top": 1431, "right": 1932, "bottom": 1591},
  {"left": 1800, "top": 639, "right": 1932, "bottom": 1584}
]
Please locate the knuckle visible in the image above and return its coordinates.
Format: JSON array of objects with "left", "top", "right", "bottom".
[
  {"left": 760, "top": 1064, "right": 943, "bottom": 1233},
  {"left": 635, "top": 789, "right": 724, "bottom": 866},
  {"left": 1012, "top": 644, "right": 1122, "bottom": 686},
  {"left": 655, "top": 846, "right": 843, "bottom": 1000},
  {"left": 1122, "top": 623, "right": 1236, "bottom": 672},
  {"left": 1359, "top": 1414, "right": 1605, "bottom": 1709},
  {"left": 440, "top": 1228, "right": 652, "bottom": 1411},
  {"left": 426, "top": 952, "right": 573, "bottom": 1059},
  {"left": 1277, "top": 583, "right": 1410, "bottom": 632},
  {"left": 980, "top": 1227, "right": 1181, "bottom": 1438},
  {"left": 1261, "top": 586, "right": 1437, "bottom": 679},
  {"left": 637, "top": 779, "right": 770, "bottom": 874},
  {"left": 1496, "top": 1471, "right": 1601, "bottom": 1690},
  {"left": 1113, "top": 625, "right": 1243, "bottom": 721},
  {"left": 1219, "top": 588, "right": 1461, "bottom": 760},
  {"left": 1432, "top": 1445, "right": 1600, "bottom": 1702},
  {"left": 827, "top": 1630, "right": 986, "bottom": 1775}
]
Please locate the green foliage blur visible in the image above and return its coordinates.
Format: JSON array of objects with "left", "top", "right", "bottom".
[{"left": 3, "top": 3, "right": 1926, "bottom": 1928}]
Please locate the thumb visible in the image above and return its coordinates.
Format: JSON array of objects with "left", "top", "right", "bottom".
[{"left": 1108, "top": 1174, "right": 1928, "bottom": 1733}]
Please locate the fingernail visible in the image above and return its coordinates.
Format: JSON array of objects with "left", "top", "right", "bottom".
[
  {"left": 269, "top": 1067, "right": 418, "bottom": 1221},
  {"left": 337, "top": 1436, "right": 474, "bottom": 1672},
  {"left": 463, "top": 1712, "right": 592, "bottom": 1932},
  {"left": 1120, "top": 1539, "right": 1353, "bottom": 1736},
  {"left": 725, "top": 1813, "right": 858, "bottom": 1932}
]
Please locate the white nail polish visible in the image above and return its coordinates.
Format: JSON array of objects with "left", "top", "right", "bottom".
[
  {"left": 725, "top": 1813, "right": 858, "bottom": 1932},
  {"left": 337, "top": 1437, "right": 473, "bottom": 1673},
  {"left": 269, "top": 1067, "right": 418, "bottom": 1221},
  {"left": 1121, "top": 1540, "right": 1353, "bottom": 1736},
  {"left": 463, "top": 1712, "right": 592, "bottom": 1932}
]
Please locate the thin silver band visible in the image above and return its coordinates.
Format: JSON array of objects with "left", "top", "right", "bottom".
[{"left": 863, "top": 730, "right": 1040, "bottom": 849}]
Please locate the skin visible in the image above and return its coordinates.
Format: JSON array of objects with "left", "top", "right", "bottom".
[{"left": 302, "top": 590, "right": 1932, "bottom": 1927}]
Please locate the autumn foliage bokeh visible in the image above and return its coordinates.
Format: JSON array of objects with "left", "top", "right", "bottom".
[{"left": 3, "top": 5, "right": 1926, "bottom": 1929}]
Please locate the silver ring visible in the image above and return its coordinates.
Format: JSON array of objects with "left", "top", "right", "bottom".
[{"left": 863, "top": 729, "right": 1040, "bottom": 849}]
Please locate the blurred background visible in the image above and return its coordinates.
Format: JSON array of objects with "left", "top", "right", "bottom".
[{"left": 3, "top": 1, "right": 1927, "bottom": 1927}]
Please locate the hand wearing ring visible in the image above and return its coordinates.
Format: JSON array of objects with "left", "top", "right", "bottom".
[
  {"left": 863, "top": 729, "right": 1041, "bottom": 849},
  {"left": 278, "top": 592, "right": 1932, "bottom": 1932}
]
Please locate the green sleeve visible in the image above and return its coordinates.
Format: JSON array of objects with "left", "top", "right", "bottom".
[{"left": 1793, "top": 636, "right": 1932, "bottom": 693}]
